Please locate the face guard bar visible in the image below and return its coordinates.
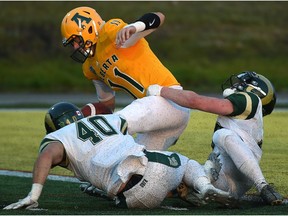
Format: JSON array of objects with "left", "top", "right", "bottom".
[
  {"left": 63, "top": 35, "right": 92, "bottom": 63},
  {"left": 221, "top": 71, "right": 266, "bottom": 97}
]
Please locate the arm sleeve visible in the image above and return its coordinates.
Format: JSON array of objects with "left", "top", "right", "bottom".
[
  {"left": 226, "top": 92, "right": 260, "bottom": 119},
  {"left": 121, "top": 29, "right": 154, "bottom": 48},
  {"left": 92, "top": 80, "right": 115, "bottom": 102}
]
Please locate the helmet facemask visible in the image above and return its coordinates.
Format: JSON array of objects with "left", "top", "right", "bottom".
[
  {"left": 63, "top": 35, "right": 94, "bottom": 63},
  {"left": 222, "top": 72, "right": 266, "bottom": 97}
]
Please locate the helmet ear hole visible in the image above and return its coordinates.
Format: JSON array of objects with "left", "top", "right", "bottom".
[{"left": 88, "top": 26, "right": 93, "bottom": 34}]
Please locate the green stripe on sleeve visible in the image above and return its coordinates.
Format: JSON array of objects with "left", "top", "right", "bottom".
[
  {"left": 226, "top": 92, "right": 259, "bottom": 119},
  {"left": 39, "top": 138, "right": 59, "bottom": 153}
]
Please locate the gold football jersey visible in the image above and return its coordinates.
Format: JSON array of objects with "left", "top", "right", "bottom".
[{"left": 82, "top": 18, "right": 179, "bottom": 99}]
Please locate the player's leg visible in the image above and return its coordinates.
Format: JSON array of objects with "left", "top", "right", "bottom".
[
  {"left": 116, "top": 96, "right": 190, "bottom": 150},
  {"left": 211, "top": 149, "right": 253, "bottom": 199},
  {"left": 181, "top": 158, "right": 235, "bottom": 207},
  {"left": 134, "top": 125, "right": 186, "bottom": 150},
  {"left": 213, "top": 129, "right": 283, "bottom": 205}
]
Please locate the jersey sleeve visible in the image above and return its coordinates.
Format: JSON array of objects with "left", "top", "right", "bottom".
[
  {"left": 39, "top": 138, "right": 57, "bottom": 153},
  {"left": 100, "top": 18, "right": 127, "bottom": 43},
  {"left": 39, "top": 138, "right": 70, "bottom": 168},
  {"left": 226, "top": 92, "right": 260, "bottom": 119}
]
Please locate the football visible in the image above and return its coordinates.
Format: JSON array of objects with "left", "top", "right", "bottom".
[{"left": 81, "top": 102, "right": 112, "bottom": 117}]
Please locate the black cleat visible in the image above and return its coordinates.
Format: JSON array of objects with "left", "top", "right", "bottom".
[{"left": 260, "top": 184, "right": 283, "bottom": 205}]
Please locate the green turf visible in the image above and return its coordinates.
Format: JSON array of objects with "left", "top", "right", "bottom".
[
  {"left": 1, "top": 175, "right": 287, "bottom": 215},
  {"left": 0, "top": 110, "right": 287, "bottom": 214}
]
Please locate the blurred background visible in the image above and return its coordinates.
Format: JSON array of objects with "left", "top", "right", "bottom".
[{"left": 0, "top": 1, "right": 287, "bottom": 107}]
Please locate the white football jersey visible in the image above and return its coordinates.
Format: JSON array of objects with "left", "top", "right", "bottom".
[
  {"left": 216, "top": 92, "right": 263, "bottom": 147},
  {"left": 39, "top": 114, "right": 147, "bottom": 197}
]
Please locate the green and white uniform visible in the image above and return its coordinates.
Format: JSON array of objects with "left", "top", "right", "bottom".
[
  {"left": 39, "top": 114, "right": 208, "bottom": 208},
  {"left": 211, "top": 92, "right": 265, "bottom": 198}
]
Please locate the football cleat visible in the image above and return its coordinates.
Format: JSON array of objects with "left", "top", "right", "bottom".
[
  {"left": 260, "top": 184, "right": 283, "bottom": 205},
  {"left": 201, "top": 183, "right": 238, "bottom": 207},
  {"left": 177, "top": 182, "right": 238, "bottom": 208}
]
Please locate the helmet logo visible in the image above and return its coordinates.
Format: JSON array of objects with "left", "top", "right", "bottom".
[{"left": 71, "top": 13, "right": 92, "bottom": 30}]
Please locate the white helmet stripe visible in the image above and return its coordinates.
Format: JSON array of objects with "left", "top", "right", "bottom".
[{"left": 77, "top": 18, "right": 82, "bottom": 36}]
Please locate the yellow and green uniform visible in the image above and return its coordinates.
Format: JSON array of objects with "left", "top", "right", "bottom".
[{"left": 82, "top": 18, "right": 179, "bottom": 99}]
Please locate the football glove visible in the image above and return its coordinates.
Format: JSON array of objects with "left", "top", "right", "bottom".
[
  {"left": 146, "top": 84, "right": 162, "bottom": 96},
  {"left": 203, "top": 152, "right": 222, "bottom": 182},
  {"left": 80, "top": 183, "right": 113, "bottom": 201},
  {"left": 177, "top": 182, "right": 208, "bottom": 206},
  {"left": 3, "top": 193, "right": 38, "bottom": 210}
]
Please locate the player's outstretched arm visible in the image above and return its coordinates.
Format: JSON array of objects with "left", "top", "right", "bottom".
[
  {"left": 3, "top": 142, "right": 65, "bottom": 210},
  {"left": 147, "top": 84, "right": 234, "bottom": 116}
]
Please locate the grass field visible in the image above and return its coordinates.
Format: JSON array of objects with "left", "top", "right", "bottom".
[{"left": 0, "top": 110, "right": 287, "bottom": 214}]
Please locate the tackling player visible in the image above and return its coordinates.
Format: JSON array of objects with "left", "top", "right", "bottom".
[
  {"left": 147, "top": 71, "right": 283, "bottom": 206},
  {"left": 60, "top": 7, "right": 190, "bottom": 150},
  {"left": 3, "top": 102, "right": 232, "bottom": 210}
]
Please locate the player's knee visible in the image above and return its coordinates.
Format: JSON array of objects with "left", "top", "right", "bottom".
[{"left": 212, "top": 129, "right": 236, "bottom": 150}]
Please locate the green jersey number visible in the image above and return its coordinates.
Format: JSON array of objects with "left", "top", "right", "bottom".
[
  {"left": 76, "top": 116, "right": 117, "bottom": 145},
  {"left": 108, "top": 67, "right": 145, "bottom": 99}
]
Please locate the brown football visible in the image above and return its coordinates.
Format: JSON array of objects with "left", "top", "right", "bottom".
[{"left": 81, "top": 102, "right": 112, "bottom": 117}]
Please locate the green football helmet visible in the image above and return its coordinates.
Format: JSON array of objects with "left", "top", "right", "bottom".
[
  {"left": 222, "top": 71, "right": 277, "bottom": 116},
  {"left": 45, "top": 102, "right": 84, "bottom": 134}
]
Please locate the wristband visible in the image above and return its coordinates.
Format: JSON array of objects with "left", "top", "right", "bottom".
[
  {"left": 137, "top": 13, "right": 161, "bottom": 30},
  {"left": 125, "top": 21, "right": 146, "bottom": 33},
  {"left": 30, "top": 183, "right": 43, "bottom": 201}
]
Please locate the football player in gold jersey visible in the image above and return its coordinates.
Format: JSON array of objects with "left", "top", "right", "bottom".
[{"left": 61, "top": 6, "right": 190, "bottom": 150}]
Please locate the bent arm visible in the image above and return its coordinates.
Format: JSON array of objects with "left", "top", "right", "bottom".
[
  {"left": 116, "top": 12, "right": 165, "bottom": 48},
  {"left": 33, "top": 141, "right": 65, "bottom": 185},
  {"left": 3, "top": 141, "right": 65, "bottom": 209},
  {"left": 161, "top": 87, "right": 234, "bottom": 116},
  {"left": 92, "top": 80, "right": 115, "bottom": 111}
]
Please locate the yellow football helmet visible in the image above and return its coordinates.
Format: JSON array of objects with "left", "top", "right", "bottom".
[
  {"left": 61, "top": 6, "right": 103, "bottom": 63},
  {"left": 222, "top": 71, "right": 276, "bottom": 116}
]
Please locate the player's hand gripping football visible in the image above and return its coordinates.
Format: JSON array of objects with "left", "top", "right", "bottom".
[
  {"left": 3, "top": 193, "right": 38, "bottom": 210},
  {"left": 146, "top": 84, "right": 163, "bottom": 96}
]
